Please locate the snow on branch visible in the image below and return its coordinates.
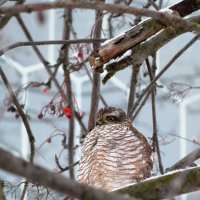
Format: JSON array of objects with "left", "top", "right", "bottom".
[
  {"left": 117, "top": 165, "right": 200, "bottom": 199},
  {"left": 102, "top": 15, "right": 200, "bottom": 84},
  {"left": 89, "top": 0, "right": 200, "bottom": 71},
  {"left": 1, "top": 147, "right": 200, "bottom": 200}
]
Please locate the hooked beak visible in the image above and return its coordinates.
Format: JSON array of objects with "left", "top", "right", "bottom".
[{"left": 96, "top": 119, "right": 103, "bottom": 126}]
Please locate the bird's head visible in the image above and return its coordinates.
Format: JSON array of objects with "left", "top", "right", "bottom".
[{"left": 95, "top": 107, "right": 127, "bottom": 126}]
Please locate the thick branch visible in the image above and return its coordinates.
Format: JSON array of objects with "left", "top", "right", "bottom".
[
  {"left": 1, "top": 148, "right": 200, "bottom": 200},
  {"left": 0, "top": 180, "right": 5, "bottom": 200},
  {"left": 118, "top": 166, "right": 200, "bottom": 199},
  {"left": 0, "top": 0, "right": 25, "bottom": 29},
  {"left": 0, "top": 148, "right": 137, "bottom": 200},
  {"left": 0, "top": 0, "right": 199, "bottom": 30},
  {"left": 89, "top": 0, "right": 200, "bottom": 69},
  {"left": 170, "top": 0, "right": 200, "bottom": 17},
  {"left": 103, "top": 16, "right": 200, "bottom": 83}
]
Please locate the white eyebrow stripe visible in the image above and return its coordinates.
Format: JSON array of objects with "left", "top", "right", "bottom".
[{"left": 108, "top": 110, "right": 121, "bottom": 117}]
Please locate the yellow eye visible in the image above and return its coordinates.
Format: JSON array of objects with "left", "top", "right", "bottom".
[{"left": 106, "top": 116, "right": 115, "bottom": 121}]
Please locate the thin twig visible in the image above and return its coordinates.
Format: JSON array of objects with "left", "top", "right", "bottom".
[
  {"left": 88, "top": 0, "right": 104, "bottom": 131},
  {"left": 166, "top": 148, "right": 200, "bottom": 172},
  {"left": 83, "top": 65, "right": 108, "bottom": 107},
  {"left": 146, "top": 57, "right": 164, "bottom": 174},
  {"left": 148, "top": 0, "right": 160, "bottom": 10},
  {"left": 0, "top": 179, "right": 5, "bottom": 200},
  {"left": 0, "top": 65, "right": 34, "bottom": 199},
  {"left": 127, "top": 64, "right": 140, "bottom": 116},
  {"left": 16, "top": 13, "right": 62, "bottom": 200},
  {"left": 170, "top": 133, "right": 200, "bottom": 146},
  {"left": 62, "top": 8, "right": 75, "bottom": 180},
  {"left": 0, "top": 39, "right": 105, "bottom": 56},
  {"left": 74, "top": 111, "right": 88, "bottom": 134},
  {"left": 0, "top": 66, "right": 35, "bottom": 163},
  {"left": 55, "top": 155, "right": 79, "bottom": 172},
  {"left": 128, "top": 34, "right": 200, "bottom": 117},
  {"left": 15, "top": 14, "right": 62, "bottom": 92},
  {"left": 132, "top": 89, "right": 152, "bottom": 121}
]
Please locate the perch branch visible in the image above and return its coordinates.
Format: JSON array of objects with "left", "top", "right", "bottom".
[
  {"left": 1, "top": 148, "right": 200, "bottom": 199},
  {"left": 0, "top": 148, "right": 138, "bottom": 200},
  {"left": 118, "top": 165, "right": 200, "bottom": 199}
]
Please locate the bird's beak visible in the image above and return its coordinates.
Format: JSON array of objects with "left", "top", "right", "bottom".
[{"left": 96, "top": 119, "right": 103, "bottom": 126}]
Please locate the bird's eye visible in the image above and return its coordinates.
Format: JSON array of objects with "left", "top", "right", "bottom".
[{"left": 106, "top": 116, "right": 115, "bottom": 121}]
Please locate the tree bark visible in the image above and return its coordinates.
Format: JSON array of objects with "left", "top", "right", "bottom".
[
  {"left": 0, "top": 148, "right": 137, "bottom": 200},
  {"left": 1, "top": 148, "right": 200, "bottom": 200},
  {"left": 89, "top": 0, "right": 200, "bottom": 70}
]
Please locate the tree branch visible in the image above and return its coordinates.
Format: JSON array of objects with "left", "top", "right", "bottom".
[
  {"left": 118, "top": 165, "right": 200, "bottom": 199},
  {"left": 88, "top": 0, "right": 104, "bottom": 131},
  {"left": 132, "top": 88, "right": 151, "bottom": 121},
  {"left": 0, "top": 0, "right": 25, "bottom": 29},
  {"left": 62, "top": 8, "right": 75, "bottom": 180},
  {"left": 0, "top": 0, "right": 199, "bottom": 35},
  {"left": 127, "top": 64, "right": 140, "bottom": 115},
  {"left": 15, "top": 14, "right": 62, "bottom": 92},
  {"left": 0, "top": 148, "right": 138, "bottom": 200},
  {"left": 128, "top": 33, "right": 200, "bottom": 117},
  {"left": 0, "top": 66, "right": 35, "bottom": 163},
  {"left": 89, "top": 0, "right": 200, "bottom": 69},
  {"left": 103, "top": 15, "right": 200, "bottom": 83},
  {"left": 1, "top": 148, "right": 200, "bottom": 200},
  {"left": 166, "top": 148, "right": 200, "bottom": 172},
  {"left": 146, "top": 58, "right": 164, "bottom": 174},
  {"left": 0, "top": 180, "right": 5, "bottom": 200},
  {"left": 0, "top": 38, "right": 105, "bottom": 56}
]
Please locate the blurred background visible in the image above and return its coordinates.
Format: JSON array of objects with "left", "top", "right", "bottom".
[{"left": 0, "top": 0, "right": 200, "bottom": 199}]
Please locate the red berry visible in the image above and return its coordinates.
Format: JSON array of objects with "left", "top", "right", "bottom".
[
  {"left": 66, "top": 113, "right": 73, "bottom": 119},
  {"left": 43, "top": 87, "right": 49, "bottom": 94},
  {"left": 78, "top": 52, "right": 83, "bottom": 59},
  {"left": 63, "top": 107, "right": 70, "bottom": 113}
]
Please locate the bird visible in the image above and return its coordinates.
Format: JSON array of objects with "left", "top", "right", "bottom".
[{"left": 77, "top": 107, "right": 153, "bottom": 192}]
